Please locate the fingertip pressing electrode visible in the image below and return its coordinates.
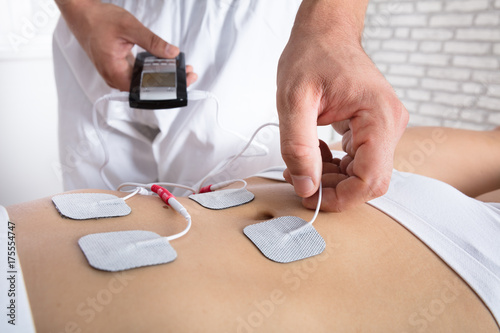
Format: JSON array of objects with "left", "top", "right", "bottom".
[
  {"left": 243, "top": 182, "right": 325, "bottom": 263},
  {"left": 290, "top": 182, "right": 323, "bottom": 236}
]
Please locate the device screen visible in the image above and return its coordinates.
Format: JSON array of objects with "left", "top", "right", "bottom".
[
  {"left": 141, "top": 72, "right": 176, "bottom": 88},
  {"left": 130, "top": 51, "right": 187, "bottom": 109}
]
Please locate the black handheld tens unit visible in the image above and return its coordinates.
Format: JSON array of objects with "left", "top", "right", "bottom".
[{"left": 129, "top": 51, "right": 187, "bottom": 109}]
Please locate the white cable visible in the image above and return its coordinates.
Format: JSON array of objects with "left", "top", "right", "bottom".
[
  {"left": 95, "top": 90, "right": 276, "bottom": 193},
  {"left": 165, "top": 216, "right": 192, "bottom": 241},
  {"left": 207, "top": 179, "right": 248, "bottom": 191},
  {"left": 155, "top": 182, "right": 197, "bottom": 193},
  {"left": 189, "top": 89, "right": 273, "bottom": 164},
  {"left": 290, "top": 182, "right": 323, "bottom": 235},
  {"left": 92, "top": 91, "right": 130, "bottom": 190},
  {"left": 189, "top": 90, "right": 265, "bottom": 149},
  {"left": 149, "top": 185, "right": 192, "bottom": 241},
  {"left": 117, "top": 182, "right": 196, "bottom": 194},
  {"left": 165, "top": 198, "right": 192, "bottom": 241},
  {"left": 121, "top": 187, "right": 143, "bottom": 201},
  {"left": 135, "top": 208, "right": 191, "bottom": 245},
  {"left": 197, "top": 122, "right": 279, "bottom": 191},
  {"left": 307, "top": 182, "right": 323, "bottom": 225},
  {"left": 98, "top": 186, "right": 145, "bottom": 204},
  {"left": 206, "top": 92, "right": 256, "bottom": 147},
  {"left": 117, "top": 182, "right": 150, "bottom": 192}
]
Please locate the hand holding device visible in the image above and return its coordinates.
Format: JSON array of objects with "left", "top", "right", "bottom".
[{"left": 55, "top": 1, "right": 197, "bottom": 91}]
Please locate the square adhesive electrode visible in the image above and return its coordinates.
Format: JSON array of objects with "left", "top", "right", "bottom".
[
  {"left": 78, "top": 230, "right": 177, "bottom": 271},
  {"left": 189, "top": 188, "right": 254, "bottom": 210},
  {"left": 52, "top": 193, "right": 131, "bottom": 220},
  {"left": 244, "top": 216, "right": 326, "bottom": 263}
]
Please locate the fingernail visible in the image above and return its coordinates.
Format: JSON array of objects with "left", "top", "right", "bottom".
[
  {"left": 291, "top": 175, "right": 315, "bottom": 197},
  {"left": 165, "top": 44, "right": 177, "bottom": 57},
  {"left": 165, "top": 44, "right": 172, "bottom": 56}
]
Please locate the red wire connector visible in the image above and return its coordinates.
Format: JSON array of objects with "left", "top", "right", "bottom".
[
  {"left": 198, "top": 180, "right": 243, "bottom": 194},
  {"left": 151, "top": 184, "right": 175, "bottom": 205},
  {"left": 150, "top": 184, "right": 192, "bottom": 240},
  {"left": 199, "top": 185, "right": 213, "bottom": 193}
]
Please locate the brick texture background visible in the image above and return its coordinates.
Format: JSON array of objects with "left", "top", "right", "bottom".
[{"left": 363, "top": 0, "right": 500, "bottom": 129}]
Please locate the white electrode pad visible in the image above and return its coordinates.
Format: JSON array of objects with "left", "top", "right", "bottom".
[
  {"left": 52, "top": 193, "right": 131, "bottom": 220},
  {"left": 188, "top": 188, "right": 254, "bottom": 210},
  {"left": 243, "top": 216, "right": 326, "bottom": 263},
  {"left": 78, "top": 230, "right": 177, "bottom": 272}
]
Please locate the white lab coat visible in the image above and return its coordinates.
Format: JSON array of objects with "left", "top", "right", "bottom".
[{"left": 53, "top": 0, "right": 302, "bottom": 193}]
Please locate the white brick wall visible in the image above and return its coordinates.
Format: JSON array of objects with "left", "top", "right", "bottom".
[{"left": 363, "top": 0, "right": 500, "bottom": 130}]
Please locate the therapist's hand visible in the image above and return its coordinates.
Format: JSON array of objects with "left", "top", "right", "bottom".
[
  {"left": 277, "top": 0, "right": 409, "bottom": 212},
  {"left": 55, "top": 0, "right": 197, "bottom": 91}
]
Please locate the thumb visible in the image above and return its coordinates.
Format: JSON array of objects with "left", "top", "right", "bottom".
[
  {"left": 277, "top": 89, "right": 322, "bottom": 198},
  {"left": 126, "top": 18, "right": 179, "bottom": 59}
]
